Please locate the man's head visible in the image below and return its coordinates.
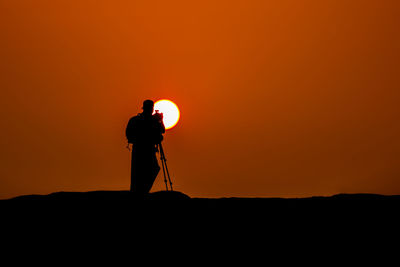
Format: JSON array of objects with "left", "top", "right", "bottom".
[{"left": 142, "top": 99, "right": 154, "bottom": 115}]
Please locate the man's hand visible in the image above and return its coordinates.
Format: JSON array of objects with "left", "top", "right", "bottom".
[{"left": 153, "top": 111, "right": 163, "bottom": 122}]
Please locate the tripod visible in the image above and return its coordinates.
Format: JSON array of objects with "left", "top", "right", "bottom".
[{"left": 157, "top": 142, "right": 173, "bottom": 191}]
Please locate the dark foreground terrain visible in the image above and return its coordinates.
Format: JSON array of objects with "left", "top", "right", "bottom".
[
  {"left": 2, "top": 190, "right": 399, "bottom": 222},
  {"left": 3, "top": 190, "right": 399, "bottom": 207},
  {"left": 1, "top": 191, "right": 399, "bottom": 257}
]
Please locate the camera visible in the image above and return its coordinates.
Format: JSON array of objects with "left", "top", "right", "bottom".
[{"left": 153, "top": 109, "right": 163, "bottom": 122}]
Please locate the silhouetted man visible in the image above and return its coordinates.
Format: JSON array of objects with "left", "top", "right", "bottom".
[{"left": 126, "top": 100, "right": 165, "bottom": 194}]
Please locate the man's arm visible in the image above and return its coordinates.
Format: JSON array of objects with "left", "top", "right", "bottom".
[
  {"left": 153, "top": 119, "right": 165, "bottom": 144},
  {"left": 126, "top": 117, "right": 137, "bottom": 144},
  {"left": 160, "top": 121, "right": 166, "bottom": 134}
]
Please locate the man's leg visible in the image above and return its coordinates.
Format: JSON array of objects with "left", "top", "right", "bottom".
[
  {"left": 131, "top": 149, "right": 146, "bottom": 194},
  {"left": 142, "top": 153, "right": 160, "bottom": 193}
]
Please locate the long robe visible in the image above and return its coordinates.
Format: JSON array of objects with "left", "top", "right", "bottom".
[
  {"left": 126, "top": 113, "right": 165, "bottom": 194},
  {"left": 130, "top": 144, "right": 160, "bottom": 194}
]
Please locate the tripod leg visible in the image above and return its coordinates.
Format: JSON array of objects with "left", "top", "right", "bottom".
[
  {"left": 158, "top": 144, "right": 169, "bottom": 191},
  {"left": 163, "top": 157, "right": 173, "bottom": 191},
  {"left": 166, "top": 169, "right": 173, "bottom": 191},
  {"left": 159, "top": 143, "right": 173, "bottom": 191}
]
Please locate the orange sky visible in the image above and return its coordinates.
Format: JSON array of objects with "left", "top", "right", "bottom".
[{"left": 1, "top": 0, "right": 399, "bottom": 199}]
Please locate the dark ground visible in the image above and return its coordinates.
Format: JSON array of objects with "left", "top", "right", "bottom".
[
  {"left": 3, "top": 190, "right": 399, "bottom": 209},
  {"left": 1, "top": 191, "right": 399, "bottom": 258},
  {"left": 2, "top": 190, "right": 399, "bottom": 223}
]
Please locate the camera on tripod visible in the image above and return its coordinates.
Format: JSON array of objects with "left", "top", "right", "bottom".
[{"left": 153, "top": 109, "right": 163, "bottom": 122}]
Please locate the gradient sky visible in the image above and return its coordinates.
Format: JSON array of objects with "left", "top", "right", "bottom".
[{"left": 1, "top": 0, "right": 399, "bottom": 199}]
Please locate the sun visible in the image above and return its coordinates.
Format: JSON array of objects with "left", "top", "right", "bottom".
[{"left": 154, "top": 99, "right": 180, "bottom": 130}]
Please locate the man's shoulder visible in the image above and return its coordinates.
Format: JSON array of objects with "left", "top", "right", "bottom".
[
  {"left": 128, "top": 113, "right": 161, "bottom": 125},
  {"left": 129, "top": 113, "right": 142, "bottom": 122}
]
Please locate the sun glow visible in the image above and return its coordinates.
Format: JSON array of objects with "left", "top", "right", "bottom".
[{"left": 154, "top": 99, "right": 180, "bottom": 130}]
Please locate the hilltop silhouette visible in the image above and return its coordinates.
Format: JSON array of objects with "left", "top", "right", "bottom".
[
  {"left": 2, "top": 190, "right": 399, "bottom": 219},
  {"left": 2, "top": 190, "right": 399, "bottom": 251}
]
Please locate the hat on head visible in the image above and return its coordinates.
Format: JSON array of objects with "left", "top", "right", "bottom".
[{"left": 142, "top": 99, "right": 154, "bottom": 109}]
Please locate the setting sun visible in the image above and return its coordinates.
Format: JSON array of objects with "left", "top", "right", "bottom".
[{"left": 154, "top": 99, "right": 180, "bottom": 130}]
